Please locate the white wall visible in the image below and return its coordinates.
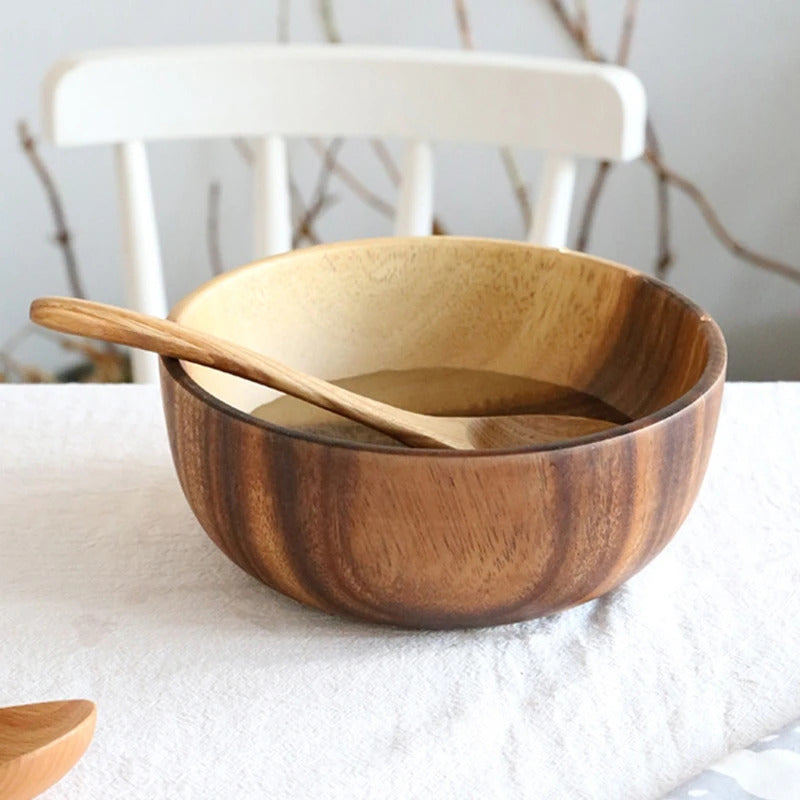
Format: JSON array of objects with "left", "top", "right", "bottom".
[{"left": 2, "top": 0, "right": 799, "bottom": 379}]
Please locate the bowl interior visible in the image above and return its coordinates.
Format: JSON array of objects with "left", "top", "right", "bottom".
[{"left": 170, "top": 237, "right": 719, "bottom": 442}]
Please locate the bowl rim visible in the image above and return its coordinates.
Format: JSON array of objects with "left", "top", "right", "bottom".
[{"left": 163, "top": 236, "right": 727, "bottom": 457}]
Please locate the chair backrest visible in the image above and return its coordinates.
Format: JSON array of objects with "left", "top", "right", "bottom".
[{"left": 43, "top": 44, "right": 646, "bottom": 382}]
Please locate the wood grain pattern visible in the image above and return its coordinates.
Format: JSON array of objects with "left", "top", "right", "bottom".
[
  {"left": 29, "top": 297, "right": 616, "bottom": 449},
  {"left": 251, "top": 366, "right": 631, "bottom": 446},
  {"left": 0, "top": 700, "right": 96, "bottom": 800},
  {"left": 160, "top": 237, "right": 726, "bottom": 629}
]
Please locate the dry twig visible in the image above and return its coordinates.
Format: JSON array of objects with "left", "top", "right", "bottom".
[
  {"left": 318, "top": 0, "right": 342, "bottom": 43},
  {"left": 547, "top": 0, "right": 799, "bottom": 284},
  {"left": 547, "top": 0, "right": 598, "bottom": 60},
  {"left": 277, "top": 0, "right": 290, "bottom": 43},
  {"left": 0, "top": 349, "right": 52, "bottom": 383},
  {"left": 312, "top": 0, "right": 449, "bottom": 233},
  {"left": 309, "top": 139, "right": 394, "bottom": 218},
  {"left": 206, "top": 181, "right": 224, "bottom": 275},
  {"left": 453, "top": 0, "right": 474, "bottom": 49},
  {"left": 575, "top": 0, "right": 640, "bottom": 252},
  {"left": 0, "top": 323, "right": 37, "bottom": 356},
  {"left": 233, "top": 136, "right": 326, "bottom": 245},
  {"left": 370, "top": 140, "right": 401, "bottom": 187},
  {"left": 616, "top": 0, "right": 640, "bottom": 66},
  {"left": 0, "top": 324, "right": 49, "bottom": 383},
  {"left": 575, "top": 160, "right": 612, "bottom": 253},
  {"left": 12, "top": 121, "right": 121, "bottom": 381},
  {"left": 454, "top": 0, "right": 532, "bottom": 230},
  {"left": 274, "top": 2, "right": 392, "bottom": 231},
  {"left": 643, "top": 150, "right": 800, "bottom": 285},
  {"left": 645, "top": 121, "right": 673, "bottom": 278},
  {"left": 289, "top": 180, "right": 321, "bottom": 245},
  {"left": 293, "top": 139, "right": 343, "bottom": 247},
  {"left": 233, "top": 137, "right": 255, "bottom": 165},
  {"left": 59, "top": 337, "right": 130, "bottom": 382},
  {"left": 315, "top": 0, "right": 405, "bottom": 197},
  {"left": 574, "top": 0, "right": 589, "bottom": 39},
  {"left": 17, "top": 120, "right": 86, "bottom": 298},
  {"left": 499, "top": 148, "right": 533, "bottom": 230}
]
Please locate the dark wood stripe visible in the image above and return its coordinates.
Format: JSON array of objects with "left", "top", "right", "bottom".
[{"left": 157, "top": 238, "right": 727, "bottom": 629}]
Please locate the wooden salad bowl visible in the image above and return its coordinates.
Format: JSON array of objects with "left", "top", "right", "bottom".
[{"left": 160, "top": 237, "right": 726, "bottom": 629}]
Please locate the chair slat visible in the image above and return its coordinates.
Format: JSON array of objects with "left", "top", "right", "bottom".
[
  {"left": 394, "top": 141, "right": 433, "bottom": 236},
  {"left": 42, "top": 45, "right": 647, "bottom": 382},
  {"left": 114, "top": 141, "right": 167, "bottom": 382},
  {"left": 528, "top": 154, "right": 577, "bottom": 248},
  {"left": 252, "top": 135, "right": 291, "bottom": 258}
]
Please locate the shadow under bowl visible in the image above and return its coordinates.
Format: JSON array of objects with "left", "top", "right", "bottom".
[{"left": 159, "top": 236, "right": 726, "bottom": 629}]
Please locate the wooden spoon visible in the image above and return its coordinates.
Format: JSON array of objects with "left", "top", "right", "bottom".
[
  {"left": 0, "top": 700, "right": 96, "bottom": 800},
  {"left": 30, "top": 297, "right": 617, "bottom": 449}
]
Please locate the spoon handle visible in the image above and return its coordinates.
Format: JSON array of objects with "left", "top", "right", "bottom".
[{"left": 29, "top": 297, "right": 444, "bottom": 446}]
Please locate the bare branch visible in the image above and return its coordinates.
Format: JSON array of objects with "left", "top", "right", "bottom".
[
  {"left": 643, "top": 149, "right": 800, "bottom": 285},
  {"left": 370, "top": 138, "right": 448, "bottom": 232},
  {"left": 232, "top": 137, "right": 255, "bottom": 165},
  {"left": 289, "top": 180, "right": 320, "bottom": 246},
  {"left": 206, "top": 181, "right": 224, "bottom": 275},
  {"left": 370, "top": 140, "right": 401, "bottom": 186},
  {"left": 318, "top": 0, "right": 342, "bottom": 43},
  {"left": 645, "top": 122, "right": 673, "bottom": 277},
  {"left": 0, "top": 349, "right": 52, "bottom": 383},
  {"left": 616, "top": 0, "right": 640, "bottom": 65},
  {"left": 453, "top": 0, "right": 474, "bottom": 49},
  {"left": 499, "top": 148, "right": 532, "bottom": 228},
  {"left": 456, "top": 0, "right": 531, "bottom": 231},
  {"left": 552, "top": 0, "right": 671, "bottom": 270},
  {"left": 293, "top": 139, "right": 343, "bottom": 247},
  {"left": 575, "top": 161, "right": 611, "bottom": 252},
  {"left": 309, "top": 139, "right": 394, "bottom": 217},
  {"left": 0, "top": 323, "right": 69, "bottom": 382},
  {"left": 573, "top": 0, "right": 640, "bottom": 252},
  {"left": 547, "top": 0, "right": 599, "bottom": 60},
  {"left": 315, "top": 0, "right": 407, "bottom": 216},
  {"left": 289, "top": 173, "right": 328, "bottom": 245},
  {"left": 314, "top": 1, "right": 447, "bottom": 233},
  {"left": 277, "top": 0, "right": 290, "bottom": 43},
  {"left": 574, "top": 0, "right": 589, "bottom": 38},
  {"left": 654, "top": 168, "right": 672, "bottom": 279},
  {"left": 58, "top": 337, "right": 130, "bottom": 383},
  {"left": 548, "top": 0, "right": 797, "bottom": 286},
  {"left": 0, "top": 322, "right": 37, "bottom": 355},
  {"left": 17, "top": 120, "right": 86, "bottom": 299},
  {"left": 313, "top": 138, "right": 344, "bottom": 198}
]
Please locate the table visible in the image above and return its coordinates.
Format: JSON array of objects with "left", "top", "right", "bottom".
[{"left": 1, "top": 383, "right": 799, "bottom": 799}]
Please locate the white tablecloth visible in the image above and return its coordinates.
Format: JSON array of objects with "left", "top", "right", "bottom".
[{"left": 1, "top": 383, "right": 799, "bottom": 800}]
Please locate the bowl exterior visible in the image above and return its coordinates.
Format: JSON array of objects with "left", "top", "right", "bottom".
[{"left": 160, "top": 357, "right": 724, "bottom": 629}]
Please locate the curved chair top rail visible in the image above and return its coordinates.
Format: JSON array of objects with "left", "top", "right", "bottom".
[{"left": 43, "top": 44, "right": 646, "bottom": 160}]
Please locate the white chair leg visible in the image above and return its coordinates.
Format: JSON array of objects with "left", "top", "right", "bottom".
[
  {"left": 528, "top": 154, "right": 577, "bottom": 248},
  {"left": 253, "top": 135, "right": 291, "bottom": 258},
  {"left": 114, "top": 141, "right": 167, "bottom": 383},
  {"left": 394, "top": 140, "right": 433, "bottom": 236}
]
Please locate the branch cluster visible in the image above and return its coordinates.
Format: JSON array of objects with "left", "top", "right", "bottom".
[
  {"left": 549, "top": 0, "right": 798, "bottom": 284},
  {"left": 12, "top": 0, "right": 799, "bottom": 383}
]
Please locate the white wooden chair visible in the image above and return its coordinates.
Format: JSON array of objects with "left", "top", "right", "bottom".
[{"left": 42, "top": 45, "right": 646, "bottom": 382}]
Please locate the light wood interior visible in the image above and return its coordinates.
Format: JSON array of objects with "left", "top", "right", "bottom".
[
  {"left": 159, "top": 236, "right": 726, "bottom": 625},
  {"left": 171, "top": 238, "right": 712, "bottom": 427}
]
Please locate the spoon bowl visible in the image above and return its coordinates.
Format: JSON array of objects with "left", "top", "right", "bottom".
[
  {"left": 30, "top": 297, "right": 615, "bottom": 449},
  {"left": 0, "top": 700, "right": 96, "bottom": 800}
]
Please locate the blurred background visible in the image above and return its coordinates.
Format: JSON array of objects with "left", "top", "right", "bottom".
[{"left": 2, "top": 0, "right": 799, "bottom": 380}]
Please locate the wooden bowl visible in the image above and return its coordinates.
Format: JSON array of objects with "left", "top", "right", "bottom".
[{"left": 160, "top": 237, "right": 726, "bottom": 629}]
